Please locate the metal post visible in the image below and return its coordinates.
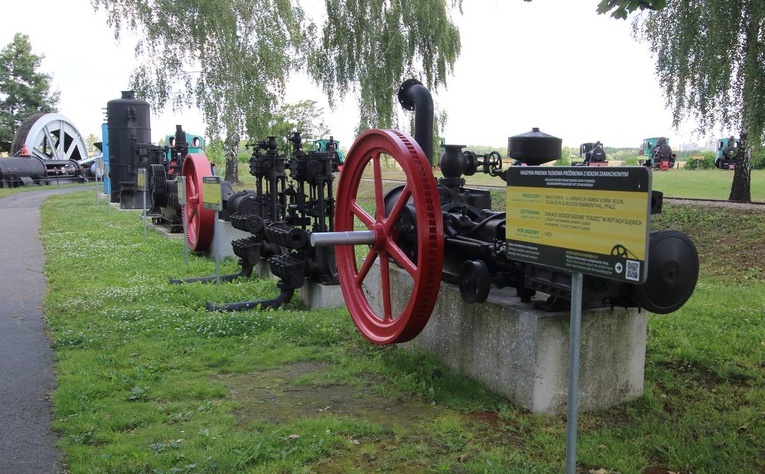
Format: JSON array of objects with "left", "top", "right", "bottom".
[
  {"left": 565, "top": 271, "right": 584, "bottom": 474},
  {"left": 178, "top": 176, "right": 188, "bottom": 265},
  {"left": 214, "top": 210, "right": 220, "bottom": 284},
  {"left": 142, "top": 188, "right": 147, "bottom": 240}
]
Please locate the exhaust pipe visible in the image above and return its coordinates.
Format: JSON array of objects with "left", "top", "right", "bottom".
[{"left": 397, "top": 79, "right": 434, "bottom": 166}]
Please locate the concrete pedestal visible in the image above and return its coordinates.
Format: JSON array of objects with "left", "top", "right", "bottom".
[
  {"left": 380, "top": 267, "right": 647, "bottom": 414},
  {"left": 210, "top": 218, "right": 252, "bottom": 260},
  {"left": 299, "top": 282, "right": 344, "bottom": 309}
]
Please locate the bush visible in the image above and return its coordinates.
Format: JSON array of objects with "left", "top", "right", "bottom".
[
  {"left": 684, "top": 152, "right": 715, "bottom": 170},
  {"left": 622, "top": 156, "right": 639, "bottom": 166}
]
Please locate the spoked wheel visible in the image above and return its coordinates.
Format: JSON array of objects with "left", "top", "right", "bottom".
[
  {"left": 334, "top": 129, "right": 443, "bottom": 345},
  {"left": 10, "top": 113, "right": 89, "bottom": 161},
  {"left": 181, "top": 153, "right": 215, "bottom": 251}
]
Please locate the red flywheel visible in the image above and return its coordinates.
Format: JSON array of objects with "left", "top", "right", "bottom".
[
  {"left": 181, "top": 153, "right": 215, "bottom": 252},
  {"left": 334, "top": 129, "right": 443, "bottom": 344}
]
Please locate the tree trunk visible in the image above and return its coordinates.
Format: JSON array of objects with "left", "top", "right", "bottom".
[
  {"left": 223, "top": 133, "right": 241, "bottom": 184},
  {"left": 728, "top": 132, "right": 751, "bottom": 202},
  {"left": 224, "top": 156, "right": 239, "bottom": 183}
]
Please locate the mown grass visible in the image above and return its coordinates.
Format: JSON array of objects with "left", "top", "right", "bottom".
[{"left": 37, "top": 178, "right": 765, "bottom": 472}]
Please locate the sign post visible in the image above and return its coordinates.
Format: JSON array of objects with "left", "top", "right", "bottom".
[
  {"left": 202, "top": 176, "right": 222, "bottom": 283},
  {"left": 505, "top": 166, "right": 652, "bottom": 473},
  {"left": 137, "top": 168, "right": 147, "bottom": 240},
  {"left": 177, "top": 176, "right": 188, "bottom": 265}
]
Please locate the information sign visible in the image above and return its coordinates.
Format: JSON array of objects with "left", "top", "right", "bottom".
[
  {"left": 505, "top": 166, "right": 651, "bottom": 283},
  {"left": 177, "top": 176, "right": 186, "bottom": 203},
  {"left": 202, "top": 176, "right": 222, "bottom": 211},
  {"left": 136, "top": 168, "right": 147, "bottom": 191}
]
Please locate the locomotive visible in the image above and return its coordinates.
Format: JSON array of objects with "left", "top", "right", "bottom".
[
  {"left": 574, "top": 141, "right": 608, "bottom": 166},
  {"left": 639, "top": 136, "right": 676, "bottom": 170},
  {"left": 715, "top": 136, "right": 738, "bottom": 170}
]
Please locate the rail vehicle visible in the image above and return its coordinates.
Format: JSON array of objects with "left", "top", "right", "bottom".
[
  {"left": 715, "top": 136, "right": 738, "bottom": 170},
  {"left": 639, "top": 136, "right": 676, "bottom": 170},
  {"left": 574, "top": 141, "right": 608, "bottom": 166},
  {"left": 312, "top": 138, "right": 345, "bottom": 170},
  {"left": 172, "top": 79, "right": 699, "bottom": 346}
]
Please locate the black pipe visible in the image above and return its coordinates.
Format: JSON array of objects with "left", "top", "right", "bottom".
[
  {"left": 168, "top": 264, "right": 254, "bottom": 285},
  {"left": 398, "top": 79, "right": 434, "bottom": 166},
  {"left": 205, "top": 282, "right": 295, "bottom": 312}
]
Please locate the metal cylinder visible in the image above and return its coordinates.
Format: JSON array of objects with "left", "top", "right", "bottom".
[
  {"left": 107, "top": 91, "right": 152, "bottom": 202},
  {"left": 0, "top": 156, "right": 47, "bottom": 187},
  {"left": 310, "top": 230, "right": 376, "bottom": 247}
]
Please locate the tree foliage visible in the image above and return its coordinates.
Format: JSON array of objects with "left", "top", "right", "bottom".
[
  {"left": 0, "top": 33, "right": 59, "bottom": 150},
  {"left": 268, "top": 100, "right": 330, "bottom": 145},
  {"left": 92, "top": 0, "right": 463, "bottom": 182},
  {"left": 309, "top": 0, "right": 462, "bottom": 132},
  {"left": 92, "top": 0, "right": 306, "bottom": 139},
  {"left": 596, "top": 0, "right": 667, "bottom": 19},
  {"left": 633, "top": 0, "right": 765, "bottom": 201}
]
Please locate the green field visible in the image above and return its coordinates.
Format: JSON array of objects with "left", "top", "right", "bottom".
[{"left": 31, "top": 177, "right": 764, "bottom": 473}]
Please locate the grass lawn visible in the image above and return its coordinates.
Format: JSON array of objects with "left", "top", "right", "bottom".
[{"left": 31, "top": 167, "right": 765, "bottom": 473}]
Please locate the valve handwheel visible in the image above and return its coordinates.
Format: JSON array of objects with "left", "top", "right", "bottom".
[
  {"left": 181, "top": 153, "right": 215, "bottom": 251},
  {"left": 334, "top": 129, "right": 444, "bottom": 344}
]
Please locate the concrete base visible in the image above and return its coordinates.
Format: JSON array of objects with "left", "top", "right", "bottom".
[
  {"left": 379, "top": 267, "right": 646, "bottom": 414},
  {"left": 210, "top": 218, "right": 252, "bottom": 260},
  {"left": 299, "top": 282, "right": 344, "bottom": 309}
]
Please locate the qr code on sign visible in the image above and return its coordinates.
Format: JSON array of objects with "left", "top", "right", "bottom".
[{"left": 626, "top": 260, "right": 640, "bottom": 281}]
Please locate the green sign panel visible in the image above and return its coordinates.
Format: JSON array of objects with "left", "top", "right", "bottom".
[
  {"left": 505, "top": 166, "right": 652, "bottom": 283},
  {"left": 202, "top": 176, "right": 222, "bottom": 211}
]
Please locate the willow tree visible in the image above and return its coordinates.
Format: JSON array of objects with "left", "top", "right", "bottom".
[
  {"left": 92, "top": 0, "right": 306, "bottom": 182},
  {"left": 308, "top": 0, "right": 462, "bottom": 134},
  {"left": 630, "top": 0, "right": 765, "bottom": 202},
  {"left": 92, "top": 0, "right": 462, "bottom": 182}
]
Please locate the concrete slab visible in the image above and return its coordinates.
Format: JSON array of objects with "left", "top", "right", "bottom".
[{"left": 372, "top": 265, "right": 646, "bottom": 414}]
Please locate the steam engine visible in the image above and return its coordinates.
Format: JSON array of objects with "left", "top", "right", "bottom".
[{"left": 640, "top": 136, "right": 676, "bottom": 170}]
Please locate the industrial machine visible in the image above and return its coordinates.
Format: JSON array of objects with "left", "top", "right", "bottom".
[
  {"left": 639, "top": 136, "right": 676, "bottom": 170},
  {"left": 574, "top": 141, "right": 608, "bottom": 166},
  {"left": 172, "top": 132, "right": 343, "bottom": 312},
  {"left": 715, "top": 136, "right": 738, "bottom": 170},
  {"left": 1, "top": 113, "right": 90, "bottom": 188},
  {"left": 172, "top": 79, "right": 699, "bottom": 347},
  {"left": 104, "top": 91, "right": 210, "bottom": 234},
  {"left": 307, "top": 80, "right": 699, "bottom": 344}
]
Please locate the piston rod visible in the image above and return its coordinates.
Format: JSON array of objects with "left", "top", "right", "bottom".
[{"left": 310, "top": 230, "right": 376, "bottom": 247}]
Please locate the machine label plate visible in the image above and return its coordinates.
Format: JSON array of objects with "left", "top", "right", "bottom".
[
  {"left": 136, "top": 168, "right": 147, "bottom": 191},
  {"left": 505, "top": 166, "right": 651, "bottom": 283},
  {"left": 202, "top": 176, "right": 222, "bottom": 211}
]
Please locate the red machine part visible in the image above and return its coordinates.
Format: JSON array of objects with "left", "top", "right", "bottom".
[
  {"left": 181, "top": 153, "right": 215, "bottom": 251},
  {"left": 334, "top": 129, "right": 444, "bottom": 345}
]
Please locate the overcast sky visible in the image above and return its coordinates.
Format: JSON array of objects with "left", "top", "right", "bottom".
[{"left": 3, "top": 0, "right": 720, "bottom": 150}]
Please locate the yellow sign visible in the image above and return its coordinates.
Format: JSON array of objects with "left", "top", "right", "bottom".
[
  {"left": 136, "top": 168, "right": 146, "bottom": 190},
  {"left": 505, "top": 167, "right": 651, "bottom": 283}
]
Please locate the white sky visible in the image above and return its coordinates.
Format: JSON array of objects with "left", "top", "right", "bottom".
[{"left": 3, "top": 0, "right": 722, "bottom": 149}]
